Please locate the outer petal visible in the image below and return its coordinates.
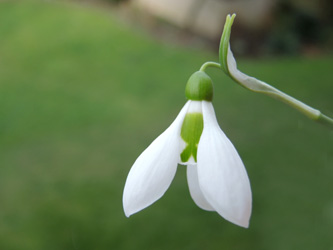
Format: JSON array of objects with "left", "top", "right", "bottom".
[
  {"left": 123, "top": 101, "right": 190, "bottom": 217},
  {"left": 197, "top": 101, "right": 252, "bottom": 228},
  {"left": 187, "top": 164, "right": 214, "bottom": 211}
]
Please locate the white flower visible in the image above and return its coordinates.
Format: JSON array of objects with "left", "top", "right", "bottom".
[{"left": 123, "top": 71, "right": 252, "bottom": 228}]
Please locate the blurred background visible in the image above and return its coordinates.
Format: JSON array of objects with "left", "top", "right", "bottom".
[{"left": 0, "top": 0, "right": 332, "bottom": 249}]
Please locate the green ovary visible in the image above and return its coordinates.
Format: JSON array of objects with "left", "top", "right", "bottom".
[{"left": 180, "top": 113, "right": 204, "bottom": 163}]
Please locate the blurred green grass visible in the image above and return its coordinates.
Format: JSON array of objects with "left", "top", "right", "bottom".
[{"left": 0, "top": 1, "right": 332, "bottom": 250}]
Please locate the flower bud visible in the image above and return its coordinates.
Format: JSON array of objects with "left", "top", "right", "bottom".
[{"left": 185, "top": 71, "right": 213, "bottom": 101}]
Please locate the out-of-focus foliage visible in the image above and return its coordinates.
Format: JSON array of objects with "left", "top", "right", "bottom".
[
  {"left": 265, "top": 0, "right": 332, "bottom": 54},
  {"left": 0, "top": 1, "right": 332, "bottom": 250},
  {"left": 104, "top": 0, "right": 128, "bottom": 4},
  {"left": 231, "top": 0, "right": 333, "bottom": 56}
]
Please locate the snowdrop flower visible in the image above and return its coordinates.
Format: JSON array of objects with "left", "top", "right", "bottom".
[{"left": 123, "top": 71, "right": 252, "bottom": 228}]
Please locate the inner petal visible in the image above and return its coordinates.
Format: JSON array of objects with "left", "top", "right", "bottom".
[{"left": 179, "top": 102, "right": 203, "bottom": 164}]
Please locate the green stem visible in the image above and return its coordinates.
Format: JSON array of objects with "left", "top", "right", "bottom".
[
  {"left": 318, "top": 114, "right": 333, "bottom": 126},
  {"left": 207, "top": 13, "right": 333, "bottom": 129},
  {"left": 200, "top": 61, "right": 221, "bottom": 72},
  {"left": 227, "top": 72, "right": 333, "bottom": 126}
]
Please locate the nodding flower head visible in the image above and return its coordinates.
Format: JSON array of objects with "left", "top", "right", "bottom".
[{"left": 123, "top": 71, "right": 252, "bottom": 228}]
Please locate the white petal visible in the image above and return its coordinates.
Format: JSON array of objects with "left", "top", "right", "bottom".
[
  {"left": 122, "top": 101, "right": 190, "bottom": 217},
  {"left": 186, "top": 100, "right": 202, "bottom": 113},
  {"left": 187, "top": 164, "right": 214, "bottom": 211},
  {"left": 197, "top": 101, "right": 252, "bottom": 228},
  {"left": 178, "top": 100, "right": 202, "bottom": 166}
]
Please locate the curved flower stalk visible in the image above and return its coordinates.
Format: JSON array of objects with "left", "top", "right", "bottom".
[
  {"left": 199, "top": 14, "right": 333, "bottom": 127},
  {"left": 215, "top": 14, "right": 333, "bottom": 127},
  {"left": 123, "top": 71, "right": 252, "bottom": 228}
]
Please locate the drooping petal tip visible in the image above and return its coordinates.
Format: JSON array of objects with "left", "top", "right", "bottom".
[
  {"left": 197, "top": 101, "right": 252, "bottom": 228},
  {"left": 187, "top": 164, "right": 214, "bottom": 211},
  {"left": 122, "top": 102, "right": 190, "bottom": 217}
]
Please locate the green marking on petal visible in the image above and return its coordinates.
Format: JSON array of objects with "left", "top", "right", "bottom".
[{"left": 180, "top": 113, "right": 204, "bottom": 163}]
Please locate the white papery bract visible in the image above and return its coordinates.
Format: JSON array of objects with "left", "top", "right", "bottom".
[{"left": 123, "top": 100, "right": 252, "bottom": 228}]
